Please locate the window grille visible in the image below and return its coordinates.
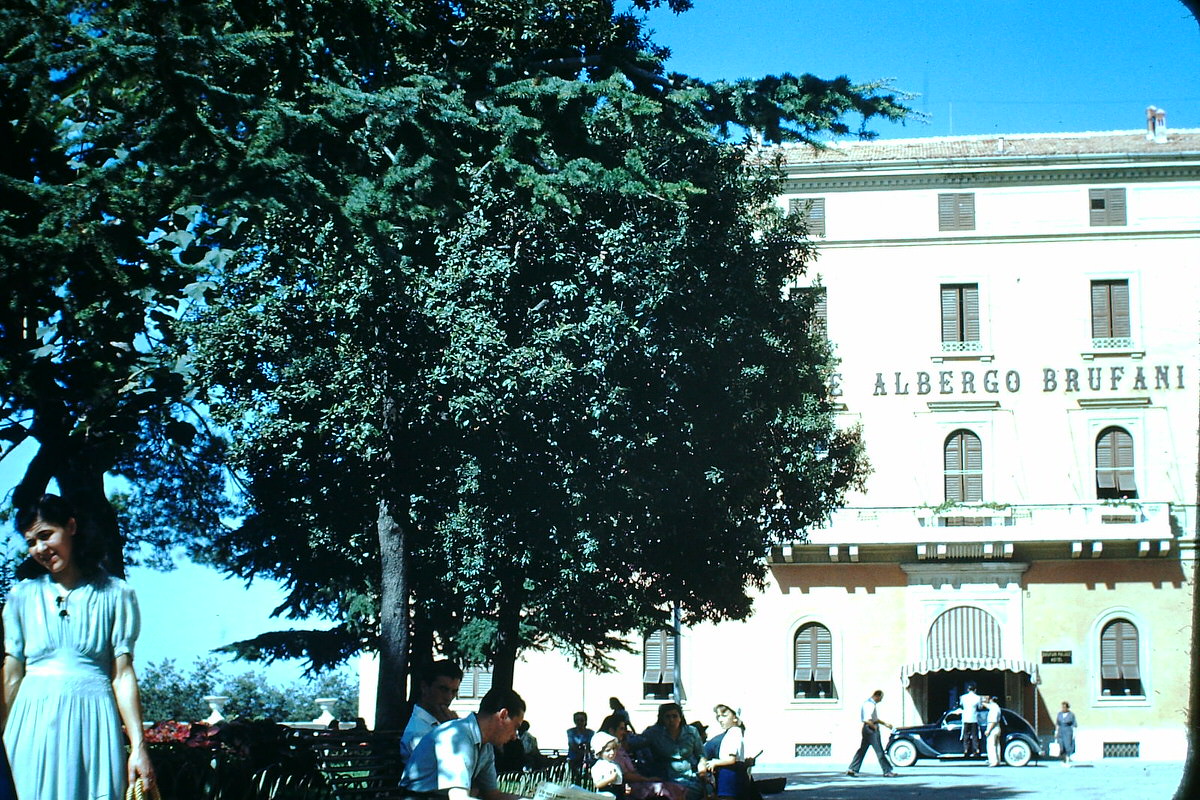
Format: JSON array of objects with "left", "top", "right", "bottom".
[
  {"left": 794, "top": 743, "right": 832, "bottom": 758},
  {"left": 1103, "top": 742, "right": 1140, "bottom": 758}
]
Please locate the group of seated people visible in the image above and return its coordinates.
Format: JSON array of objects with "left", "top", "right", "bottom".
[
  {"left": 591, "top": 702, "right": 749, "bottom": 800},
  {"left": 398, "top": 661, "right": 752, "bottom": 800}
]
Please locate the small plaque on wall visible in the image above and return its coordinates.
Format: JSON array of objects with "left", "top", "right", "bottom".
[{"left": 1042, "top": 651, "right": 1072, "bottom": 664}]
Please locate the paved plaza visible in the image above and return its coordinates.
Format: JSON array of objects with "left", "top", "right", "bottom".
[{"left": 755, "top": 759, "right": 1186, "bottom": 800}]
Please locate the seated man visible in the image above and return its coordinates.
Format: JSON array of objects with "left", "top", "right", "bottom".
[
  {"left": 402, "top": 660, "right": 465, "bottom": 763},
  {"left": 401, "top": 687, "right": 526, "bottom": 800}
]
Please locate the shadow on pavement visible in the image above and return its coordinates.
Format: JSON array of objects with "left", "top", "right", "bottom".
[{"left": 758, "top": 770, "right": 1031, "bottom": 799}]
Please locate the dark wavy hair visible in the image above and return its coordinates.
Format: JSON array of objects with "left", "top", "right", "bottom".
[{"left": 14, "top": 494, "right": 106, "bottom": 580}]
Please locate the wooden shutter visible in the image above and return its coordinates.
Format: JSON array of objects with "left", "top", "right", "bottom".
[
  {"left": 1110, "top": 281, "right": 1130, "bottom": 337},
  {"left": 794, "top": 626, "right": 815, "bottom": 681},
  {"left": 962, "top": 285, "right": 980, "bottom": 342},
  {"left": 643, "top": 630, "right": 677, "bottom": 684},
  {"left": 1090, "top": 188, "right": 1127, "bottom": 226},
  {"left": 944, "top": 430, "right": 982, "bottom": 503},
  {"left": 1097, "top": 427, "right": 1136, "bottom": 494},
  {"left": 944, "top": 432, "right": 964, "bottom": 502},
  {"left": 941, "top": 286, "right": 961, "bottom": 342},
  {"left": 939, "top": 193, "right": 975, "bottom": 231},
  {"left": 643, "top": 630, "right": 666, "bottom": 684},
  {"left": 789, "top": 197, "right": 826, "bottom": 236},
  {"left": 476, "top": 666, "right": 493, "bottom": 696},
  {"left": 814, "top": 287, "right": 828, "bottom": 327},
  {"left": 813, "top": 625, "right": 833, "bottom": 682},
  {"left": 1091, "top": 281, "right": 1112, "bottom": 338},
  {"left": 1101, "top": 620, "right": 1140, "bottom": 680},
  {"left": 964, "top": 433, "right": 983, "bottom": 502},
  {"left": 941, "top": 284, "right": 980, "bottom": 343}
]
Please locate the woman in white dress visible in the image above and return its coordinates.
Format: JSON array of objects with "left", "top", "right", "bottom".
[{"left": 2, "top": 494, "right": 155, "bottom": 799}]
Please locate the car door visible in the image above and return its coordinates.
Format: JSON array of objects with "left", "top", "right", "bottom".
[{"left": 928, "top": 710, "right": 965, "bottom": 755}]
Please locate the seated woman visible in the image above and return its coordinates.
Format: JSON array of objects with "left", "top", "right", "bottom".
[
  {"left": 598, "top": 719, "right": 686, "bottom": 800},
  {"left": 641, "top": 703, "right": 704, "bottom": 800},
  {"left": 698, "top": 705, "right": 747, "bottom": 800}
]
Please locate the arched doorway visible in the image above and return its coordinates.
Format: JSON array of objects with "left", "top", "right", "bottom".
[{"left": 900, "top": 606, "right": 1039, "bottom": 722}]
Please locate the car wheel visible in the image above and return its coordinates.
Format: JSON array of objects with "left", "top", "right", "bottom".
[
  {"left": 1003, "top": 739, "right": 1032, "bottom": 767},
  {"left": 887, "top": 739, "right": 918, "bottom": 768}
]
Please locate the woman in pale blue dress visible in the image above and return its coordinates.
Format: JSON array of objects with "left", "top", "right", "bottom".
[{"left": 2, "top": 494, "right": 155, "bottom": 799}]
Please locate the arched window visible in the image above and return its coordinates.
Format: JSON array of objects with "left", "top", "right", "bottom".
[
  {"left": 944, "top": 430, "right": 983, "bottom": 503},
  {"left": 793, "top": 623, "right": 835, "bottom": 699},
  {"left": 1100, "top": 619, "right": 1142, "bottom": 697},
  {"left": 1096, "top": 427, "right": 1137, "bottom": 500},
  {"left": 642, "top": 630, "right": 679, "bottom": 700}
]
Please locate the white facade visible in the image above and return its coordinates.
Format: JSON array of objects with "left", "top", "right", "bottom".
[{"left": 362, "top": 129, "right": 1199, "bottom": 766}]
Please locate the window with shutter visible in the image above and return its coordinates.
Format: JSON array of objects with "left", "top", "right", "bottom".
[
  {"left": 944, "top": 430, "right": 983, "bottom": 504},
  {"left": 1100, "top": 620, "right": 1143, "bottom": 697},
  {"left": 793, "top": 623, "right": 835, "bottom": 699},
  {"left": 460, "top": 665, "right": 494, "bottom": 699},
  {"left": 1090, "top": 279, "right": 1132, "bottom": 348},
  {"left": 642, "top": 630, "right": 679, "bottom": 700},
  {"left": 1096, "top": 427, "right": 1137, "bottom": 500},
  {"left": 938, "top": 193, "right": 975, "bottom": 231},
  {"left": 1089, "top": 188, "right": 1127, "bottom": 226},
  {"left": 940, "top": 284, "right": 981, "bottom": 352},
  {"left": 789, "top": 197, "right": 826, "bottom": 236}
]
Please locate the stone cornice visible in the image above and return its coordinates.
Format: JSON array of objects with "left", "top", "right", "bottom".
[
  {"left": 900, "top": 561, "right": 1031, "bottom": 588},
  {"left": 782, "top": 165, "right": 1200, "bottom": 194}
]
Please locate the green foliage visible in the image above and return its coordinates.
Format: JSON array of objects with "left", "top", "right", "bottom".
[
  {"left": 184, "top": 0, "right": 889, "bottom": 685},
  {"left": 139, "top": 657, "right": 358, "bottom": 724}
]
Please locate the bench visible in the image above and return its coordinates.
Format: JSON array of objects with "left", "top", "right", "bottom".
[{"left": 283, "top": 726, "right": 407, "bottom": 799}]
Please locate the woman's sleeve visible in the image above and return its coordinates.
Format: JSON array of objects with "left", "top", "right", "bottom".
[
  {"left": 110, "top": 582, "right": 141, "bottom": 659},
  {"left": 2, "top": 587, "right": 24, "bottom": 662}
]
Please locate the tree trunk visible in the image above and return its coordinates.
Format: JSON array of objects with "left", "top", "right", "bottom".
[
  {"left": 375, "top": 495, "right": 410, "bottom": 730},
  {"left": 490, "top": 597, "right": 522, "bottom": 694},
  {"left": 56, "top": 452, "right": 124, "bottom": 578}
]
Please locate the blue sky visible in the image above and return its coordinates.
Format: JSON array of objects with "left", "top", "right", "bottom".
[
  {"left": 4, "top": 0, "right": 1198, "bottom": 694},
  {"left": 641, "top": 0, "right": 1200, "bottom": 138}
]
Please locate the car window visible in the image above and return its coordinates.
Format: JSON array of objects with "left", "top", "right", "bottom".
[{"left": 943, "top": 710, "right": 962, "bottom": 728}]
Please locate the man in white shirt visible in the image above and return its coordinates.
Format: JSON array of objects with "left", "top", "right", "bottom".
[
  {"left": 846, "top": 690, "right": 898, "bottom": 778},
  {"left": 984, "top": 695, "right": 1003, "bottom": 767},
  {"left": 401, "top": 687, "right": 525, "bottom": 800},
  {"left": 959, "top": 682, "right": 982, "bottom": 757},
  {"left": 401, "top": 660, "right": 464, "bottom": 764}
]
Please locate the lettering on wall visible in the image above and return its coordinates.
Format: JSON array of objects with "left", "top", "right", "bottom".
[{"left": 848, "top": 365, "right": 1185, "bottom": 397}]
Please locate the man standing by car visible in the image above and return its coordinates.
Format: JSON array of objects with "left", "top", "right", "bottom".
[
  {"left": 959, "top": 682, "right": 982, "bottom": 757},
  {"left": 984, "top": 695, "right": 1003, "bottom": 766},
  {"left": 846, "top": 690, "right": 898, "bottom": 778}
]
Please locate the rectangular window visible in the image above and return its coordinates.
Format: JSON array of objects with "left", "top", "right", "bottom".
[
  {"left": 1089, "top": 188, "right": 1127, "bottom": 226},
  {"left": 940, "top": 283, "right": 980, "bottom": 352},
  {"left": 642, "top": 630, "right": 679, "bottom": 700},
  {"left": 938, "top": 193, "right": 975, "bottom": 231},
  {"left": 459, "top": 665, "right": 493, "bottom": 699},
  {"left": 789, "top": 197, "right": 826, "bottom": 236},
  {"left": 1090, "top": 279, "right": 1132, "bottom": 347}
]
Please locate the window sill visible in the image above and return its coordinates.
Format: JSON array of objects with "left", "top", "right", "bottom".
[
  {"left": 789, "top": 698, "right": 842, "bottom": 707},
  {"left": 1081, "top": 349, "right": 1144, "bottom": 361},
  {"left": 1093, "top": 695, "right": 1150, "bottom": 708},
  {"left": 931, "top": 352, "right": 994, "bottom": 363}
]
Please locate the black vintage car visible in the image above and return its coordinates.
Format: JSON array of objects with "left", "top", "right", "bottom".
[{"left": 885, "top": 709, "right": 1042, "bottom": 767}]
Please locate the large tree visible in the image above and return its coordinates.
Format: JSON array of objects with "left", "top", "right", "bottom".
[
  {"left": 0, "top": 0, "right": 283, "bottom": 567},
  {"left": 187, "top": 0, "right": 902, "bottom": 727}
]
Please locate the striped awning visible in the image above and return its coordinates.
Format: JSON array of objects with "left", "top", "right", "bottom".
[{"left": 900, "top": 658, "right": 1041, "bottom": 687}]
